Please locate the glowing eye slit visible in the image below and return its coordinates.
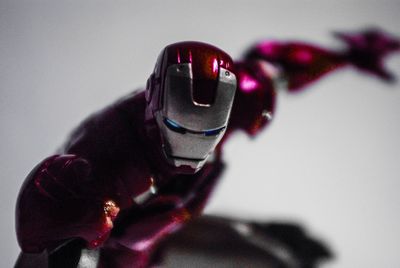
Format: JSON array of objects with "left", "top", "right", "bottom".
[
  {"left": 163, "top": 118, "right": 186, "bottom": 134},
  {"left": 163, "top": 118, "right": 225, "bottom": 136},
  {"left": 204, "top": 127, "right": 225, "bottom": 136}
]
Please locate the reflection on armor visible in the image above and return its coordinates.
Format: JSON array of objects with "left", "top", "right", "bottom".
[{"left": 15, "top": 29, "right": 399, "bottom": 268}]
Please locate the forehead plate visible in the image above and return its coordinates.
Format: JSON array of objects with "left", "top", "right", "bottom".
[{"left": 163, "top": 63, "right": 237, "bottom": 130}]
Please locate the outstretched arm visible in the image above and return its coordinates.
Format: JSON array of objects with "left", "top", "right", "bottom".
[
  {"left": 245, "top": 28, "right": 400, "bottom": 90},
  {"left": 225, "top": 29, "right": 399, "bottom": 139}
]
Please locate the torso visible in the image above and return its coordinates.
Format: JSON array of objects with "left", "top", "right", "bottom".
[{"left": 61, "top": 91, "right": 161, "bottom": 209}]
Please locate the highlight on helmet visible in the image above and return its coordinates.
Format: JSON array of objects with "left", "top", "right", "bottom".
[{"left": 146, "top": 41, "right": 237, "bottom": 171}]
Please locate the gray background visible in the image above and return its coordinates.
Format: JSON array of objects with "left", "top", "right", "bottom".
[{"left": 1, "top": 1, "right": 399, "bottom": 267}]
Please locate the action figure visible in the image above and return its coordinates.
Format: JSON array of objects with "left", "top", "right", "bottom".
[{"left": 15, "top": 29, "right": 399, "bottom": 268}]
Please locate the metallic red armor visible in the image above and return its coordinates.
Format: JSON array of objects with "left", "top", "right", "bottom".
[{"left": 15, "top": 29, "right": 399, "bottom": 268}]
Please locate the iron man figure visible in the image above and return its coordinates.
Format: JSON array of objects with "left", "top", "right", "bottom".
[{"left": 15, "top": 29, "right": 399, "bottom": 268}]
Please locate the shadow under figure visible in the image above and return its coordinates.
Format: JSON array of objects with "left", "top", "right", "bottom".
[
  {"left": 15, "top": 28, "right": 399, "bottom": 268},
  {"left": 153, "top": 215, "right": 332, "bottom": 268}
]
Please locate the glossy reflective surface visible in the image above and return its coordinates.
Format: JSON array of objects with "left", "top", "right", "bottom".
[
  {"left": 246, "top": 29, "right": 399, "bottom": 91},
  {"left": 15, "top": 29, "right": 399, "bottom": 267}
]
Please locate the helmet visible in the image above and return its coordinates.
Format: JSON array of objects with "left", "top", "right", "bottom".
[{"left": 145, "top": 42, "right": 237, "bottom": 172}]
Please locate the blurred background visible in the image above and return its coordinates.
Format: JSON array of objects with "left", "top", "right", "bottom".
[{"left": 1, "top": 1, "right": 399, "bottom": 267}]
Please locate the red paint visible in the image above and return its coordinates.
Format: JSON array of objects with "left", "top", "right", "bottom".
[{"left": 15, "top": 29, "right": 399, "bottom": 267}]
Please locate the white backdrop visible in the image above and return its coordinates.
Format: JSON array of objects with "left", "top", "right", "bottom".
[{"left": 1, "top": 1, "right": 399, "bottom": 267}]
